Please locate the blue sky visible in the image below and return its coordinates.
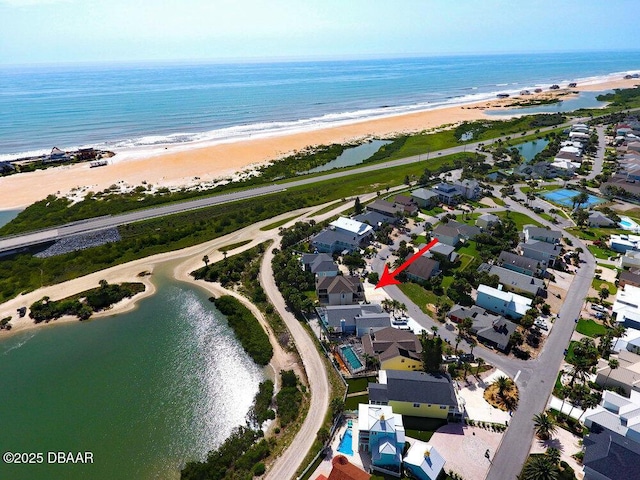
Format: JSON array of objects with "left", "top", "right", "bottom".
[{"left": 1, "top": 0, "right": 639, "bottom": 65}]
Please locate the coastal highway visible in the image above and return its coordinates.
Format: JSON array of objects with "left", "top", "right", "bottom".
[{"left": 0, "top": 121, "right": 567, "bottom": 254}]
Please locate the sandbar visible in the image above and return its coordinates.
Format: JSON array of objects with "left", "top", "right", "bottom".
[{"left": 0, "top": 77, "right": 637, "bottom": 210}]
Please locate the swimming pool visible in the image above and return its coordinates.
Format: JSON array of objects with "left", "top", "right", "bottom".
[
  {"left": 619, "top": 216, "right": 640, "bottom": 232},
  {"left": 337, "top": 428, "right": 354, "bottom": 455},
  {"left": 539, "top": 188, "right": 605, "bottom": 208},
  {"left": 340, "top": 345, "right": 364, "bottom": 373}
]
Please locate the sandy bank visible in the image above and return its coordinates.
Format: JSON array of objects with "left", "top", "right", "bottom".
[{"left": 0, "top": 77, "right": 637, "bottom": 210}]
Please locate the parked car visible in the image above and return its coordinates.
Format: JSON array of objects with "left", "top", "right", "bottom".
[
  {"left": 442, "top": 355, "right": 459, "bottom": 363},
  {"left": 534, "top": 320, "right": 548, "bottom": 330},
  {"left": 592, "top": 304, "right": 605, "bottom": 312},
  {"left": 459, "top": 353, "right": 475, "bottom": 363}
]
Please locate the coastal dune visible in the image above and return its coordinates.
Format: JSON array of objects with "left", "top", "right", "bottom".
[{"left": 0, "top": 77, "right": 636, "bottom": 210}]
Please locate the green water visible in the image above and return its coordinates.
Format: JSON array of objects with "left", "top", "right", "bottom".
[
  {"left": 0, "top": 274, "right": 264, "bottom": 480},
  {"left": 0, "top": 209, "right": 21, "bottom": 228}
]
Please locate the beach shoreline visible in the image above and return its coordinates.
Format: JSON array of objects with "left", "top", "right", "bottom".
[{"left": 0, "top": 76, "right": 637, "bottom": 210}]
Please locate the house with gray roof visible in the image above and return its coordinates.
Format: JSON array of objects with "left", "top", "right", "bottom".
[
  {"left": 311, "top": 229, "right": 363, "bottom": 254},
  {"left": 410, "top": 188, "right": 439, "bottom": 208},
  {"left": 583, "top": 390, "right": 640, "bottom": 480},
  {"left": 301, "top": 253, "right": 338, "bottom": 277},
  {"left": 453, "top": 179, "right": 481, "bottom": 199},
  {"left": 476, "top": 213, "right": 499, "bottom": 229},
  {"left": 497, "top": 251, "right": 544, "bottom": 276},
  {"left": 317, "top": 304, "right": 391, "bottom": 336},
  {"left": 596, "top": 350, "right": 640, "bottom": 397},
  {"left": 431, "top": 183, "right": 463, "bottom": 205},
  {"left": 362, "top": 327, "right": 423, "bottom": 371},
  {"left": 448, "top": 304, "right": 516, "bottom": 351},
  {"left": 405, "top": 257, "right": 440, "bottom": 283},
  {"left": 523, "top": 225, "right": 561, "bottom": 244},
  {"left": 589, "top": 211, "right": 616, "bottom": 227},
  {"left": 478, "top": 263, "right": 545, "bottom": 297},
  {"left": 316, "top": 275, "right": 365, "bottom": 305},
  {"left": 368, "top": 370, "right": 461, "bottom": 421},
  {"left": 621, "top": 270, "right": 640, "bottom": 289},
  {"left": 421, "top": 242, "right": 457, "bottom": 262},
  {"left": 518, "top": 239, "right": 562, "bottom": 267},
  {"left": 431, "top": 224, "right": 463, "bottom": 247},
  {"left": 366, "top": 199, "right": 403, "bottom": 217},
  {"left": 354, "top": 210, "right": 397, "bottom": 230}
]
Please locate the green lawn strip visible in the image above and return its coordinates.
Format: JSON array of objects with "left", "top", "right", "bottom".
[
  {"left": 441, "top": 275, "right": 454, "bottom": 291},
  {"left": 576, "top": 318, "right": 609, "bottom": 338},
  {"left": 421, "top": 206, "right": 445, "bottom": 215},
  {"left": 587, "top": 244, "right": 614, "bottom": 260},
  {"left": 346, "top": 376, "right": 377, "bottom": 394},
  {"left": 592, "top": 277, "right": 617, "bottom": 295},
  {"left": 457, "top": 254, "right": 475, "bottom": 271},
  {"left": 259, "top": 215, "right": 302, "bottom": 231},
  {"left": 398, "top": 282, "right": 438, "bottom": 314},
  {"left": 344, "top": 393, "right": 368, "bottom": 411},
  {"left": 455, "top": 212, "right": 482, "bottom": 226},
  {"left": 565, "top": 341, "right": 580, "bottom": 365},
  {"left": 495, "top": 211, "right": 542, "bottom": 229},
  {"left": 457, "top": 240, "right": 480, "bottom": 259},
  {"left": 402, "top": 416, "right": 447, "bottom": 443},
  {"left": 310, "top": 200, "right": 349, "bottom": 217},
  {"left": 412, "top": 234, "right": 428, "bottom": 245},
  {"left": 219, "top": 239, "right": 253, "bottom": 252}
]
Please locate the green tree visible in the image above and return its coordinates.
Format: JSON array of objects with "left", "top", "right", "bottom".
[
  {"left": 533, "top": 412, "right": 557, "bottom": 440},
  {"left": 475, "top": 357, "right": 485, "bottom": 377},
  {"left": 602, "top": 358, "right": 619, "bottom": 389},
  {"left": 599, "top": 286, "right": 610, "bottom": 301},
  {"left": 202, "top": 255, "right": 209, "bottom": 267},
  {"left": 354, "top": 197, "right": 363, "bottom": 215},
  {"left": 571, "top": 191, "right": 590, "bottom": 210},
  {"left": 519, "top": 455, "right": 559, "bottom": 480},
  {"left": 421, "top": 333, "right": 443, "bottom": 373}
]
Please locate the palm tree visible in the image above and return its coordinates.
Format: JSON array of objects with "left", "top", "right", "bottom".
[
  {"left": 557, "top": 384, "right": 570, "bottom": 415},
  {"left": 431, "top": 325, "right": 439, "bottom": 336},
  {"left": 602, "top": 358, "right": 619, "bottom": 389},
  {"left": 494, "top": 376, "right": 511, "bottom": 402},
  {"left": 455, "top": 333, "right": 464, "bottom": 354},
  {"left": 578, "top": 393, "right": 602, "bottom": 421},
  {"left": 475, "top": 357, "right": 485, "bottom": 377},
  {"left": 545, "top": 447, "right": 561, "bottom": 466},
  {"left": 520, "top": 455, "right": 559, "bottom": 480},
  {"left": 202, "top": 255, "right": 209, "bottom": 267},
  {"left": 468, "top": 338, "right": 478, "bottom": 356},
  {"left": 462, "top": 361, "right": 471, "bottom": 381},
  {"left": 533, "top": 412, "right": 557, "bottom": 440}
]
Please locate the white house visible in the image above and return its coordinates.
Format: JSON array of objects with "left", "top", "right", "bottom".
[
  {"left": 329, "top": 217, "right": 374, "bottom": 239},
  {"left": 610, "top": 234, "right": 640, "bottom": 254},
  {"left": 403, "top": 440, "right": 446, "bottom": 480},
  {"left": 621, "top": 250, "right": 640, "bottom": 270},
  {"left": 614, "top": 284, "right": 640, "bottom": 329},
  {"left": 475, "top": 284, "right": 532, "bottom": 320}
]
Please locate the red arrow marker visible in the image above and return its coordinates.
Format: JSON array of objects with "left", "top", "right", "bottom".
[{"left": 375, "top": 238, "right": 439, "bottom": 289}]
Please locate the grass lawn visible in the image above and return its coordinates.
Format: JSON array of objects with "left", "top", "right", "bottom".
[
  {"left": 441, "top": 275, "right": 454, "bottom": 291},
  {"left": 566, "top": 226, "right": 625, "bottom": 241},
  {"left": 402, "top": 416, "right": 447, "bottom": 442},
  {"left": 422, "top": 205, "right": 445, "bottom": 216},
  {"left": 565, "top": 341, "right": 580, "bottom": 365},
  {"left": 587, "top": 244, "right": 614, "bottom": 260},
  {"left": 413, "top": 234, "right": 428, "bottom": 245},
  {"left": 457, "top": 240, "right": 480, "bottom": 259},
  {"left": 398, "top": 282, "right": 439, "bottom": 314},
  {"left": 219, "top": 239, "right": 253, "bottom": 252},
  {"left": 344, "top": 393, "right": 368, "bottom": 411},
  {"left": 310, "top": 200, "right": 348, "bottom": 217},
  {"left": 259, "top": 214, "right": 301, "bottom": 231},
  {"left": 495, "top": 211, "right": 542, "bottom": 230},
  {"left": 455, "top": 212, "right": 482, "bottom": 226},
  {"left": 576, "top": 318, "right": 609, "bottom": 337},
  {"left": 346, "top": 376, "right": 377, "bottom": 394},
  {"left": 592, "top": 277, "right": 617, "bottom": 295},
  {"left": 491, "top": 196, "right": 506, "bottom": 206},
  {"left": 457, "top": 253, "right": 475, "bottom": 271}
]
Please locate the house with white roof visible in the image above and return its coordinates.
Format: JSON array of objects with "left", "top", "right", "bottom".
[
  {"left": 614, "top": 284, "right": 640, "bottom": 330},
  {"left": 330, "top": 217, "right": 374, "bottom": 239},
  {"left": 523, "top": 225, "right": 561, "bottom": 244},
  {"left": 403, "top": 440, "right": 446, "bottom": 480},
  {"left": 358, "top": 404, "right": 405, "bottom": 477},
  {"left": 610, "top": 234, "right": 640, "bottom": 254},
  {"left": 475, "top": 284, "right": 532, "bottom": 320}
]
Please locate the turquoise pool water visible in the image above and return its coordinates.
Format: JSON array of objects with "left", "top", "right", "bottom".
[
  {"left": 540, "top": 188, "right": 605, "bottom": 208},
  {"left": 340, "top": 345, "right": 363, "bottom": 371},
  {"left": 337, "top": 428, "right": 354, "bottom": 455},
  {"left": 619, "top": 216, "right": 640, "bottom": 231}
]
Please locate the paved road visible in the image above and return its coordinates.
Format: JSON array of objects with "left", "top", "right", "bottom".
[
  {"left": 586, "top": 125, "right": 606, "bottom": 181},
  {"left": 260, "top": 235, "right": 330, "bottom": 480},
  {"left": 0, "top": 122, "right": 570, "bottom": 254},
  {"left": 484, "top": 202, "right": 595, "bottom": 480}
]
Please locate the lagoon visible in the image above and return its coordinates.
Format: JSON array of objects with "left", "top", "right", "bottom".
[
  {"left": 305, "top": 140, "right": 391, "bottom": 174},
  {"left": 0, "top": 272, "right": 263, "bottom": 480},
  {"left": 0, "top": 209, "right": 21, "bottom": 228},
  {"left": 514, "top": 139, "right": 549, "bottom": 162},
  {"left": 486, "top": 90, "right": 612, "bottom": 116}
]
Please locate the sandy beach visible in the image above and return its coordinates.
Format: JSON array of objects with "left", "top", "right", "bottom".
[{"left": 0, "top": 77, "right": 637, "bottom": 210}]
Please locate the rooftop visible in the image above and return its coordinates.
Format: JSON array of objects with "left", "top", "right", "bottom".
[{"left": 369, "top": 370, "right": 458, "bottom": 407}]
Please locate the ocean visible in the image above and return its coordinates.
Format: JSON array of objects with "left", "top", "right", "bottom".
[{"left": 2, "top": 51, "right": 639, "bottom": 161}]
